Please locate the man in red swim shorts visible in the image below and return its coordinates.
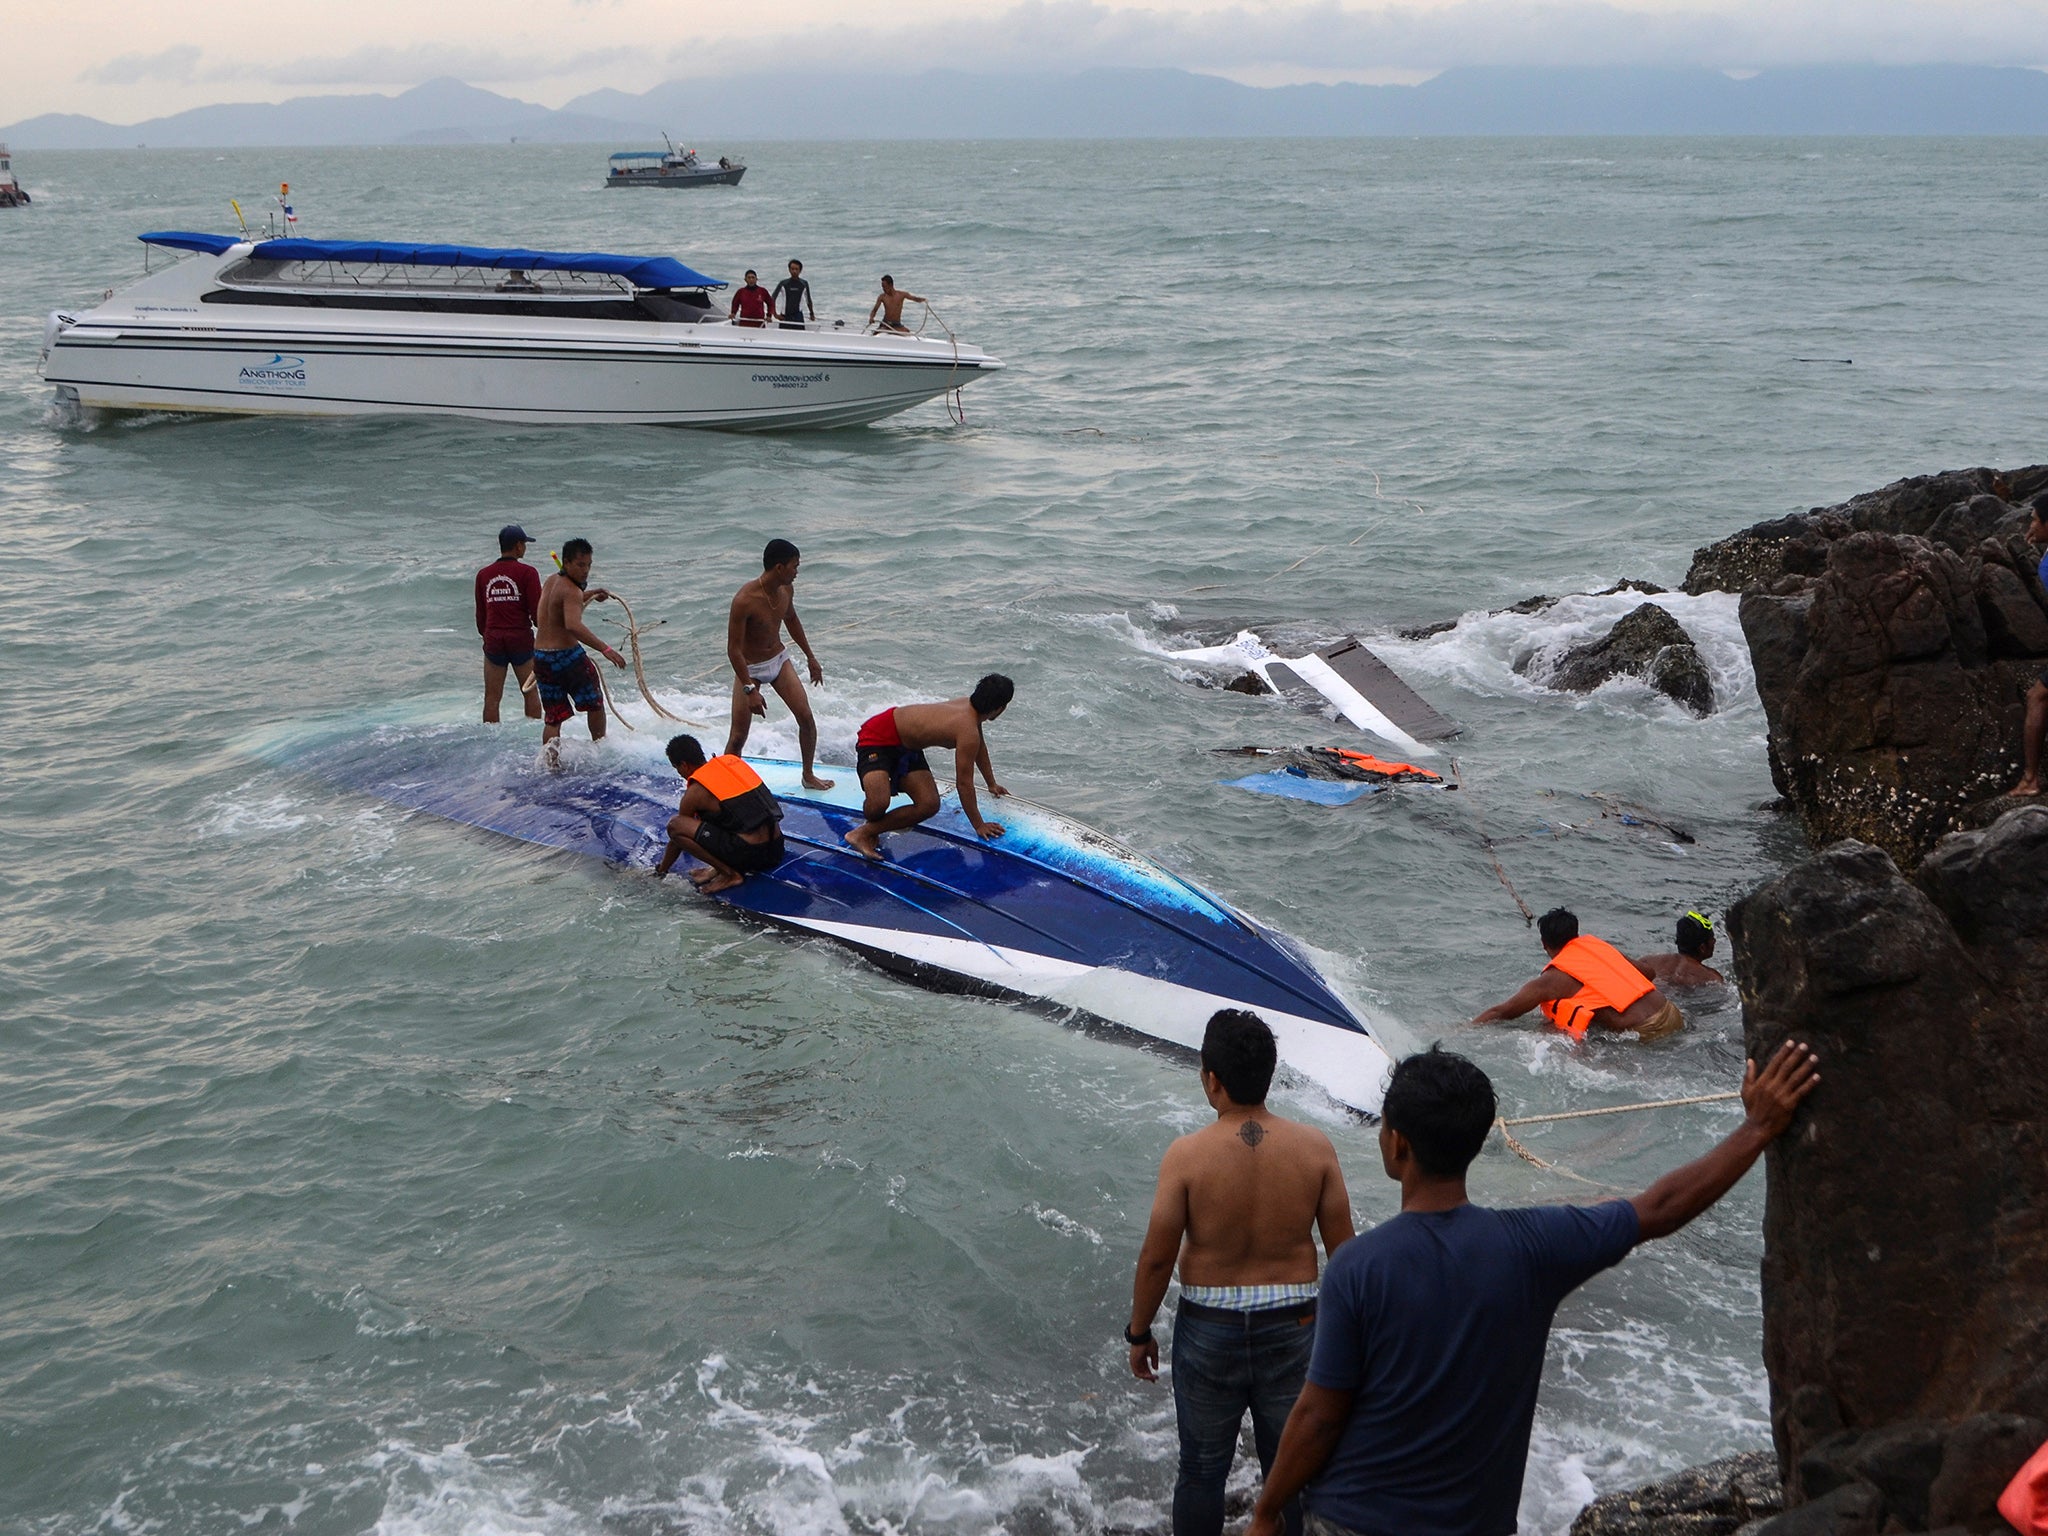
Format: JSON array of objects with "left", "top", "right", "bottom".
[{"left": 846, "top": 675, "right": 1014, "bottom": 860}]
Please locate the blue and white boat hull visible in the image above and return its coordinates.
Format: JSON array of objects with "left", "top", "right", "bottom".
[{"left": 276, "top": 725, "right": 1394, "bottom": 1113}]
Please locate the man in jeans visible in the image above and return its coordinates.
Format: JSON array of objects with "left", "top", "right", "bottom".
[
  {"left": 1126, "top": 1010, "right": 1355, "bottom": 1536},
  {"left": 1247, "top": 1040, "right": 1819, "bottom": 1536}
]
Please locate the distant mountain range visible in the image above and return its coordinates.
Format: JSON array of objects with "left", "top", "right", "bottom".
[{"left": 10, "top": 65, "right": 2048, "bottom": 147}]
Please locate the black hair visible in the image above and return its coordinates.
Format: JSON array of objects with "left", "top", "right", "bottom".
[
  {"left": 763, "top": 538, "right": 799, "bottom": 570},
  {"left": 499, "top": 530, "right": 524, "bottom": 554},
  {"left": 1537, "top": 907, "right": 1580, "bottom": 951},
  {"left": 561, "top": 537, "right": 593, "bottom": 565},
  {"left": 1677, "top": 913, "right": 1714, "bottom": 958},
  {"left": 665, "top": 734, "right": 706, "bottom": 770},
  {"left": 1200, "top": 1009, "right": 1277, "bottom": 1106},
  {"left": 881, "top": 274, "right": 894, "bottom": 285},
  {"left": 970, "top": 674, "right": 1014, "bottom": 716},
  {"left": 1382, "top": 1045, "right": 1497, "bottom": 1178}
]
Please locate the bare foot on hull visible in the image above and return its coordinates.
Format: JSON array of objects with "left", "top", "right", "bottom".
[
  {"left": 540, "top": 738, "right": 563, "bottom": 774},
  {"left": 2007, "top": 779, "right": 2043, "bottom": 797},
  {"left": 688, "top": 867, "right": 717, "bottom": 888},
  {"left": 843, "top": 824, "right": 883, "bottom": 861},
  {"left": 803, "top": 773, "right": 836, "bottom": 791},
  {"left": 697, "top": 870, "right": 744, "bottom": 895}
]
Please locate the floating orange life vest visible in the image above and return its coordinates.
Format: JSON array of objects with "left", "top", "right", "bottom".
[
  {"left": 1540, "top": 935, "right": 1653, "bottom": 1040},
  {"left": 688, "top": 754, "right": 782, "bottom": 833},
  {"left": 1309, "top": 747, "right": 1443, "bottom": 782}
]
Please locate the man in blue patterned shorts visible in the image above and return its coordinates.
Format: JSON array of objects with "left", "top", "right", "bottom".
[{"left": 533, "top": 537, "right": 625, "bottom": 766}]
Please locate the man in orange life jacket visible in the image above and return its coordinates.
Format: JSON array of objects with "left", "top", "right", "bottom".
[
  {"left": 654, "top": 734, "right": 786, "bottom": 895},
  {"left": 1472, "top": 908, "right": 1685, "bottom": 1040}
]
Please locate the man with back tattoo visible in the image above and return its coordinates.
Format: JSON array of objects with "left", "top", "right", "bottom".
[{"left": 1125, "top": 1010, "right": 1355, "bottom": 1536}]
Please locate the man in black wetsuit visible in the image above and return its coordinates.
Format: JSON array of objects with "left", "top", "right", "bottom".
[
  {"left": 772, "top": 260, "right": 815, "bottom": 330},
  {"left": 655, "top": 734, "right": 786, "bottom": 894}
]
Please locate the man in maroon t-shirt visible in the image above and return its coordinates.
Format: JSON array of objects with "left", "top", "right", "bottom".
[
  {"left": 730, "top": 270, "right": 773, "bottom": 327},
  {"left": 476, "top": 523, "right": 543, "bottom": 722}
]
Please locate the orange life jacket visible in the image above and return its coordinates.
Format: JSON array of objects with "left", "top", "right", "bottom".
[
  {"left": 688, "top": 754, "right": 782, "bottom": 834},
  {"left": 1540, "top": 935, "right": 1654, "bottom": 1040},
  {"left": 1310, "top": 749, "right": 1441, "bottom": 786}
]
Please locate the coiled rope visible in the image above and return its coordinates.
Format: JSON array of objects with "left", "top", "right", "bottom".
[{"left": 588, "top": 591, "right": 712, "bottom": 731}]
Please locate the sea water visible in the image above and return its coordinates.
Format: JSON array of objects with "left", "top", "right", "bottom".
[{"left": 5, "top": 138, "right": 2048, "bottom": 1536}]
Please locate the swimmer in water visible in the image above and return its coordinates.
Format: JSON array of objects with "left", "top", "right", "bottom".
[
  {"left": 1474, "top": 907, "right": 1685, "bottom": 1041},
  {"left": 1633, "top": 912, "right": 1728, "bottom": 990},
  {"left": 532, "top": 537, "right": 624, "bottom": 766},
  {"left": 723, "top": 538, "right": 832, "bottom": 791},
  {"left": 845, "top": 675, "right": 1013, "bottom": 861}
]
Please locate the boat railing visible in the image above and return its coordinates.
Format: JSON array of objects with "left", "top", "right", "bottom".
[{"left": 220, "top": 257, "right": 644, "bottom": 299}]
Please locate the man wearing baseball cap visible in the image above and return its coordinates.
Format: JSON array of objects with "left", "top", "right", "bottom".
[{"left": 476, "top": 524, "right": 543, "bottom": 722}]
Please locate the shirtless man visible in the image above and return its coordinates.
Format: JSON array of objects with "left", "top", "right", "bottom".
[
  {"left": 725, "top": 539, "right": 831, "bottom": 790},
  {"left": 532, "top": 537, "right": 624, "bottom": 764},
  {"left": 867, "top": 274, "right": 924, "bottom": 334},
  {"left": 845, "top": 675, "right": 1013, "bottom": 860},
  {"left": 1634, "top": 911, "right": 1728, "bottom": 990},
  {"left": 1474, "top": 907, "right": 1684, "bottom": 1040},
  {"left": 1126, "top": 1009, "right": 1353, "bottom": 1536}
]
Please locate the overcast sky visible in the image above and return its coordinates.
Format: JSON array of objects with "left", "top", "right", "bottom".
[{"left": 18, "top": 0, "right": 2048, "bottom": 122}]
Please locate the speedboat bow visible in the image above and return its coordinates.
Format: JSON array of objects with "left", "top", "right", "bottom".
[
  {"left": 40, "top": 233, "right": 1001, "bottom": 428},
  {"left": 280, "top": 724, "right": 1394, "bottom": 1113}
]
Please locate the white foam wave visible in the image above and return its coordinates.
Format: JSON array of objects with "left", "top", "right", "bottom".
[{"left": 1373, "top": 590, "right": 1758, "bottom": 721}]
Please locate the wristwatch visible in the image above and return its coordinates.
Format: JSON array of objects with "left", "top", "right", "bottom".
[{"left": 1124, "top": 1322, "right": 1154, "bottom": 1346}]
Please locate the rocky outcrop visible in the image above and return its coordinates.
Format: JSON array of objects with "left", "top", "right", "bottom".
[
  {"left": 1726, "top": 809, "right": 2048, "bottom": 1529},
  {"left": 1737, "top": 521, "right": 2048, "bottom": 869},
  {"left": 1683, "top": 467, "right": 2048, "bottom": 597},
  {"left": 1570, "top": 1452, "right": 1782, "bottom": 1536},
  {"left": 1524, "top": 602, "right": 1717, "bottom": 716}
]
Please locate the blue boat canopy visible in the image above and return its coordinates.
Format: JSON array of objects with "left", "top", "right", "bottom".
[
  {"left": 138, "top": 231, "right": 725, "bottom": 289},
  {"left": 608, "top": 150, "right": 670, "bottom": 160},
  {"left": 141, "top": 230, "right": 240, "bottom": 255}
]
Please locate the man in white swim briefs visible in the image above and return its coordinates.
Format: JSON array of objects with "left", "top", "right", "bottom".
[{"left": 724, "top": 538, "right": 832, "bottom": 791}]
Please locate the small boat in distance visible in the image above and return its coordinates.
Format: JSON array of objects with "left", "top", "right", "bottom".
[
  {"left": 40, "top": 231, "right": 1002, "bottom": 428},
  {"left": 0, "top": 145, "right": 29, "bottom": 207},
  {"left": 606, "top": 135, "right": 745, "bottom": 188}
]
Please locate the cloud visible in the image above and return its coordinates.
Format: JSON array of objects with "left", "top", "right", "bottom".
[
  {"left": 656, "top": 0, "right": 2048, "bottom": 74},
  {"left": 78, "top": 44, "right": 203, "bottom": 85},
  {"left": 211, "top": 42, "right": 640, "bottom": 87}
]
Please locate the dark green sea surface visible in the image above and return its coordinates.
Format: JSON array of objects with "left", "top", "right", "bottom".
[{"left": 4, "top": 138, "right": 2046, "bottom": 1535}]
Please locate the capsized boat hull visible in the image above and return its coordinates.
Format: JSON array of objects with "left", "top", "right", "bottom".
[{"left": 281, "top": 724, "right": 1393, "bottom": 1113}]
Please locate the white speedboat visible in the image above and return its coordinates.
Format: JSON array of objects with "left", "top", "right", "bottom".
[{"left": 39, "top": 233, "right": 1002, "bottom": 429}]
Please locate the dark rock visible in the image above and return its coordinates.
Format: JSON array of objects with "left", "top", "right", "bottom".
[
  {"left": 1536, "top": 602, "right": 1717, "bottom": 716},
  {"left": 1739, "top": 528, "right": 2048, "bottom": 868},
  {"left": 1746, "top": 1482, "right": 1883, "bottom": 1536},
  {"left": 1728, "top": 810, "right": 2048, "bottom": 1503},
  {"left": 1928, "top": 1413, "right": 2048, "bottom": 1531},
  {"left": 1682, "top": 466, "right": 2046, "bottom": 596},
  {"left": 1800, "top": 1422, "right": 1947, "bottom": 1530},
  {"left": 1221, "top": 671, "right": 1270, "bottom": 696},
  {"left": 1570, "top": 1451, "right": 1784, "bottom": 1536}
]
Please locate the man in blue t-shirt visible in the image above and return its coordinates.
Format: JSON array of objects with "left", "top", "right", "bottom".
[
  {"left": 2006, "top": 496, "right": 2048, "bottom": 796},
  {"left": 1247, "top": 1039, "right": 1819, "bottom": 1536}
]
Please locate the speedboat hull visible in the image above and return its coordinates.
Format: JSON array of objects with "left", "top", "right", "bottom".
[
  {"left": 606, "top": 166, "right": 745, "bottom": 187},
  {"left": 279, "top": 724, "right": 1393, "bottom": 1113},
  {"left": 41, "top": 239, "right": 1000, "bottom": 429}
]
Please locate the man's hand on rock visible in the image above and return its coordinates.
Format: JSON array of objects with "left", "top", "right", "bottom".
[{"left": 1742, "top": 1040, "right": 1820, "bottom": 1141}]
